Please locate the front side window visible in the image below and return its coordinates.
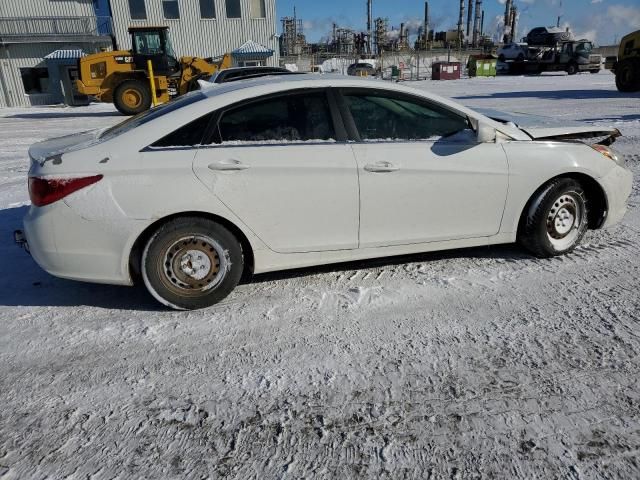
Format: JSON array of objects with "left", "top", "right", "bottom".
[
  {"left": 199, "top": 0, "right": 216, "bottom": 18},
  {"left": 343, "top": 91, "right": 468, "bottom": 141},
  {"left": 623, "top": 40, "right": 635, "bottom": 56},
  {"left": 162, "top": 0, "right": 180, "bottom": 19},
  {"left": 218, "top": 92, "right": 335, "bottom": 144},
  {"left": 225, "top": 0, "right": 241, "bottom": 18},
  {"left": 134, "top": 31, "right": 163, "bottom": 55},
  {"left": 250, "top": 0, "right": 266, "bottom": 18},
  {"left": 128, "top": 0, "right": 147, "bottom": 20},
  {"left": 151, "top": 112, "right": 216, "bottom": 148}
]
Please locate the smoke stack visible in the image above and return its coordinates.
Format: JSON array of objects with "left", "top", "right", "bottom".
[
  {"left": 504, "top": 0, "right": 513, "bottom": 43},
  {"left": 458, "top": 0, "right": 465, "bottom": 43},
  {"left": 511, "top": 6, "right": 518, "bottom": 42},
  {"left": 466, "top": 0, "right": 473, "bottom": 38},
  {"left": 424, "top": 1, "right": 429, "bottom": 46},
  {"left": 367, "top": 0, "right": 372, "bottom": 53},
  {"left": 473, "top": 0, "right": 482, "bottom": 46},
  {"left": 480, "top": 9, "right": 484, "bottom": 36}
]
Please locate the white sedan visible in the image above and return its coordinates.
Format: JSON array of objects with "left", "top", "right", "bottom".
[
  {"left": 17, "top": 76, "right": 633, "bottom": 310},
  {"left": 497, "top": 43, "right": 529, "bottom": 62}
]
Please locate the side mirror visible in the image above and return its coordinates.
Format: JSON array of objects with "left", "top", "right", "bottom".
[{"left": 477, "top": 122, "right": 497, "bottom": 143}]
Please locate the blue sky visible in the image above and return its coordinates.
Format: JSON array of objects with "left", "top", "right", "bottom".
[{"left": 277, "top": 0, "right": 640, "bottom": 46}]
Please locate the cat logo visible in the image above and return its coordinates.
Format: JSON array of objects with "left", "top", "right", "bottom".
[{"left": 114, "top": 56, "right": 134, "bottom": 64}]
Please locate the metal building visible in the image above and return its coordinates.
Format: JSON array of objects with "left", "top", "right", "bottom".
[
  {"left": 0, "top": 0, "right": 112, "bottom": 107},
  {"left": 108, "top": 0, "right": 279, "bottom": 67}
]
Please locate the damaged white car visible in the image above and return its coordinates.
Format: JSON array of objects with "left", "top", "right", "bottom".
[{"left": 16, "top": 76, "right": 633, "bottom": 310}]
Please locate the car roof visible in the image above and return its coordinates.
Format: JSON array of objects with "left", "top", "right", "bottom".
[
  {"left": 220, "top": 66, "right": 289, "bottom": 73},
  {"left": 200, "top": 74, "right": 393, "bottom": 98}
]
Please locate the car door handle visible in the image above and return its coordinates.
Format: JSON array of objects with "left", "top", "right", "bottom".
[
  {"left": 207, "top": 159, "right": 250, "bottom": 171},
  {"left": 364, "top": 162, "right": 399, "bottom": 173}
]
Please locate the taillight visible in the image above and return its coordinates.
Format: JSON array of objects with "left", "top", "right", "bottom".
[{"left": 28, "top": 175, "right": 103, "bottom": 207}]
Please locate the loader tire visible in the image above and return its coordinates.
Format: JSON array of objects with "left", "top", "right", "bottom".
[{"left": 114, "top": 79, "right": 152, "bottom": 115}]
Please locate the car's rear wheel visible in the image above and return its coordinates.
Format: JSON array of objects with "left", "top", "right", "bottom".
[
  {"left": 519, "top": 178, "right": 589, "bottom": 257},
  {"left": 142, "top": 217, "right": 244, "bottom": 310}
]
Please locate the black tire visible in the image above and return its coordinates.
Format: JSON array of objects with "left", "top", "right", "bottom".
[
  {"left": 113, "top": 78, "right": 152, "bottom": 115},
  {"left": 615, "top": 59, "right": 640, "bottom": 92},
  {"left": 516, "top": 53, "right": 525, "bottom": 62},
  {"left": 590, "top": 69, "right": 600, "bottom": 74},
  {"left": 498, "top": 54, "right": 506, "bottom": 62},
  {"left": 566, "top": 62, "right": 578, "bottom": 75},
  {"left": 518, "top": 178, "right": 589, "bottom": 258},
  {"left": 142, "top": 217, "right": 244, "bottom": 310}
]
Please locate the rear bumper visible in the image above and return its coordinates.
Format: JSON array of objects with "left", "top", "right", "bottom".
[
  {"left": 600, "top": 165, "right": 634, "bottom": 228},
  {"left": 22, "top": 202, "right": 135, "bottom": 286}
]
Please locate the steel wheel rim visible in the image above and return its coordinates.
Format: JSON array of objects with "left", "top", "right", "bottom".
[
  {"left": 546, "top": 192, "right": 583, "bottom": 250},
  {"left": 123, "top": 88, "right": 142, "bottom": 109},
  {"left": 159, "top": 235, "right": 227, "bottom": 297}
]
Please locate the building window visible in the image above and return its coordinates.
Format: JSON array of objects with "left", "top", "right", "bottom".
[
  {"left": 199, "top": 0, "right": 216, "bottom": 18},
  {"left": 225, "top": 0, "right": 241, "bottom": 18},
  {"left": 250, "top": 0, "right": 265, "bottom": 18},
  {"left": 163, "top": 0, "right": 180, "bottom": 19},
  {"left": 128, "top": 0, "right": 147, "bottom": 20},
  {"left": 20, "top": 68, "right": 49, "bottom": 94}
]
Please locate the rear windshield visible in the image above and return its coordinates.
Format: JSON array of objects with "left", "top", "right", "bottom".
[{"left": 100, "top": 91, "right": 206, "bottom": 140}]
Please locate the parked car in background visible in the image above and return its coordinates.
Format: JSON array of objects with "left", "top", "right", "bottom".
[
  {"left": 17, "top": 76, "right": 632, "bottom": 310},
  {"left": 347, "top": 62, "right": 376, "bottom": 76},
  {"left": 526, "top": 26, "right": 573, "bottom": 46},
  {"left": 498, "top": 43, "right": 529, "bottom": 62},
  {"left": 208, "top": 66, "right": 296, "bottom": 84}
]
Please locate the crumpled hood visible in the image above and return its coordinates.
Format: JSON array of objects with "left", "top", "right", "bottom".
[
  {"left": 28, "top": 129, "right": 104, "bottom": 164},
  {"left": 474, "top": 108, "right": 621, "bottom": 143}
]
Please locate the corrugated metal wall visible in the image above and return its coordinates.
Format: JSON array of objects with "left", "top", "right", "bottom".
[
  {"left": 0, "top": 42, "right": 106, "bottom": 107},
  {"left": 0, "top": 0, "right": 95, "bottom": 17},
  {"left": 109, "top": 0, "right": 279, "bottom": 66},
  {"left": 0, "top": 1, "right": 104, "bottom": 107}
]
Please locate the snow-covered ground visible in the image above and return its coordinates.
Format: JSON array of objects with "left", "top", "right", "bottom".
[{"left": 1, "top": 72, "right": 639, "bottom": 479}]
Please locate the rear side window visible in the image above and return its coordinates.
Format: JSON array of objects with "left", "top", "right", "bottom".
[
  {"left": 151, "top": 112, "right": 216, "bottom": 148},
  {"left": 101, "top": 91, "right": 206, "bottom": 141},
  {"left": 217, "top": 91, "right": 335, "bottom": 143},
  {"left": 343, "top": 91, "right": 468, "bottom": 141}
]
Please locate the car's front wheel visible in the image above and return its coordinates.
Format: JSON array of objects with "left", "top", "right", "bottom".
[
  {"left": 519, "top": 178, "right": 589, "bottom": 257},
  {"left": 142, "top": 217, "right": 244, "bottom": 310}
]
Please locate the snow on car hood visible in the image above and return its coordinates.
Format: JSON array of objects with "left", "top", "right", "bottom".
[
  {"left": 28, "top": 128, "right": 104, "bottom": 164},
  {"left": 474, "top": 108, "right": 621, "bottom": 142}
]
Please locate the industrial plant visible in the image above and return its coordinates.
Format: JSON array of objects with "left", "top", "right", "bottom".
[{"left": 279, "top": 0, "right": 493, "bottom": 59}]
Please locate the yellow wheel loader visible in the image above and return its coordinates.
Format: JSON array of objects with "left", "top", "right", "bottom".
[{"left": 76, "top": 26, "right": 231, "bottom": 115}]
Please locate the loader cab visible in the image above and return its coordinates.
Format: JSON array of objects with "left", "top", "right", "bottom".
[{"left": 129, "top": 26, "right": 180, "bottom": 76}]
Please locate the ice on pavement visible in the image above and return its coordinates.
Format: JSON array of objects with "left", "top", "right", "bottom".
[{"left": 0, "top": 72, "right": 639, "bottom": 478}]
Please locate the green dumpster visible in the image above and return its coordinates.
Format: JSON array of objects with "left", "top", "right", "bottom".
[{"left": 468, "top": 55, "right": 497, "bottom": 77}]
